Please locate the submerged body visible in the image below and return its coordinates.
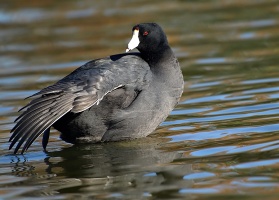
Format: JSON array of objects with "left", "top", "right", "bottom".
[{"left": 9, "top": 23, "right": 184, "bottom": 154}]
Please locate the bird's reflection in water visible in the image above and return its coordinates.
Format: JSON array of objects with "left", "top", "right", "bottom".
[{"left": 40, "top": 137, "right": 194, "bottom": 197}]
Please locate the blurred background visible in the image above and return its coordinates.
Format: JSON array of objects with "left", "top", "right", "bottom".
[{"left": 1, "top": 0, "right": 279, "bottom": 199}]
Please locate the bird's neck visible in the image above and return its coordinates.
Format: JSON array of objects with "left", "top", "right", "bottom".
[
  {"left": 141, "top": 45, "right": 175, "bottom": 69},
  {"left": 142, "top": 46, "right": 176, "bottom": 73}
]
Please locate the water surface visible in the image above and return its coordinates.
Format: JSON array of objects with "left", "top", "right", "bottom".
[{"left": 1, "top": 0, "right": 279, "bottom": 199}]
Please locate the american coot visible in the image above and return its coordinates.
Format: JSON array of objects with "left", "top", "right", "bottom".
[{"left": 9, "top": 23, "right": 184, "bottom": 154}]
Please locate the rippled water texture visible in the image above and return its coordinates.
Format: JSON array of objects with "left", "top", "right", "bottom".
[{"left": 1, "top": 0, "right": 279, "bottom": 199}]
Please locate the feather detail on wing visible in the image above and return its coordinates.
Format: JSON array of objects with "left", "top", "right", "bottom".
[
  {"left": 9, "top": 93, "right": 75, "bottom": 154},
  {"left": 9, "top": 53, "right": 150, "bottom": 154},
  {"left": 9, "top": 85, "right": 124, "bottom": 154}
]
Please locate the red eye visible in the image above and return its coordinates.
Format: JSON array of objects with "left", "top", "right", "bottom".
[{"left": 143, "top": 31, "right": 148, "bottom": 36}]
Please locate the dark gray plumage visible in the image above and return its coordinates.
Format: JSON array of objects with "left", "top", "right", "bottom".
[{"left": 9, "top": 23, "right": 184, "bottom": 154}]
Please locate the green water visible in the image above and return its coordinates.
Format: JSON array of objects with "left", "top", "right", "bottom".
[{"left": 1, "top": 0, "right": 279, "bottom": 199}]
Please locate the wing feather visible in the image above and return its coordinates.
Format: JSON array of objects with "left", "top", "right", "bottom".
[
  {"left": 13, "top": 94, "right": 62, "bottom": 124},
  {"left": 10, "top": 94, "right": 68, "bottom": 135},
  {"left": 10, "top": 94, "right": 75, "bottom": 153},
  {"left": 10, "top": 53, "right": 150, "bottom": 154},
  {"left": 20, "top": 104, "right": 73, "bottom": 153},
  {"left": 10, "top": 109, "right": 49, "bottom": 142},
  {"left": 19, "top": 94, "right": 61, "bottom": 112}
]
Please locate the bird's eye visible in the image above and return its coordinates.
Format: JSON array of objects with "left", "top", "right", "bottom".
[{"left": 143, "top": 31, "right": 149, "bottom": 36}]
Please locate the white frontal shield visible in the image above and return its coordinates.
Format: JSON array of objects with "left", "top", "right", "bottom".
[{"left": 126, "top": 29, "right": 140, "bottom": 52}]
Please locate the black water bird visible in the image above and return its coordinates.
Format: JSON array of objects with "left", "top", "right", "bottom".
[{"left": 9, "top": 23, "right": 184, "bottom": 154}]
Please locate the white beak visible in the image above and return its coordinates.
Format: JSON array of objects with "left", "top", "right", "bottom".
[{"left": 126, "top": 29, "right": 140, "bottom": 52}]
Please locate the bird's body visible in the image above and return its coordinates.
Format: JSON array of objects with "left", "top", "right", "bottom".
[{"left": 9, "top": 23, "right": 184, "bottom": 154}]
